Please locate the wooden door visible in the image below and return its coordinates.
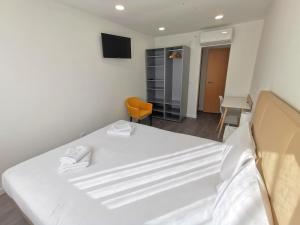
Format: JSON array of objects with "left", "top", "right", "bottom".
[{"left": 203, "top": 48, "right": 230, "bottom": 113}]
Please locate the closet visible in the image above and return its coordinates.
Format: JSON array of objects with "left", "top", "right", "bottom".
[{"left": 146, "top": 46, "right": 190, "bottom": 122}]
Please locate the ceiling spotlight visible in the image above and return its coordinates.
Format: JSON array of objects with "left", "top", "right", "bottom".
[
  {"left": 215, "top": 14, "right": 224, "bottom": 20},
  {"left": 115, "top": 4, "right": 125, "bottom": 11},
  {"left": 158, "top": 27, "right": 166, "bottom": 31},
  {"left": 222, "top": 31, "right": 228, "bottom": 34}
]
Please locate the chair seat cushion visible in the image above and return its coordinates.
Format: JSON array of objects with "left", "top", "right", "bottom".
[{"left": 139, "top": 109, "right": 151, "bottom": 118}]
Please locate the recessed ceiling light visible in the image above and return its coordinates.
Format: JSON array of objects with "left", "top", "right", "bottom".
[
  {"left": 215, "top": 14, "right": 224, "bottom": 20},
  {"left": 115, "top": 4, "right": 125, "bottom": 11},
  {"left": 158, "top": 27, "right": 166, "bottom": 31},
  {"left": 222, "top": 31, "right": 228, "bottom": 34}
]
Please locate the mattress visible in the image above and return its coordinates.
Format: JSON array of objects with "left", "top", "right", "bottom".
[{"left": 2, "top": 121, "right": 224, "bottom": 225}]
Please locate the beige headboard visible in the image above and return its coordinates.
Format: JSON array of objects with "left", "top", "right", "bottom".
[{"left": 252, "top": 91, "right": 300, "bottom": 225}]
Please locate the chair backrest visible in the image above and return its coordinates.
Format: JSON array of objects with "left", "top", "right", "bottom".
[
  {"left": 219, "top": 96, "right": 224, "bottom": 114},
  {"left": 126, "top": 97, "right": 142, "bottom": 108}
]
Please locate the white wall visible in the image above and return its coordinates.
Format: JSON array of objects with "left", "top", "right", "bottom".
[
  {"left": 0, "top": 0, "right": 153, "bottom": 186},
  {"left": 155, "top": 20, "right": 264, "bottom": 118},
  {"left": 250, "top": 0, "right": 300, "bottom": 110},
  {"left": 225, "top": 21, "right": 264, "bottom": 96}
]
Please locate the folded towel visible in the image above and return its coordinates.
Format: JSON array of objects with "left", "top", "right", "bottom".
[
  {"left": 107, "top": 121, "right": 135, "bottom": 137},
  {"left": 112, "top": 121, "right": 132, "bottom": 132},
  {"left": 58, "top": 152, "right": 91, "bottom": 174},
  {"left": 107, "top": 128, "right": 135, "bottom": 136},
  {"left": 60, "top": 145, "right": 91, "bottom": 164}
]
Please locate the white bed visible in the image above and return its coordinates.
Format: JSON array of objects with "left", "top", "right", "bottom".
[
  {"left": 2, "top": 121, "right": 224, "bottom": 225},
  {"left": 4, "top": 91, "right": 296, "bottom": 225}
]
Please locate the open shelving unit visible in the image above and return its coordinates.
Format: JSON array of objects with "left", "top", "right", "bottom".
[{"left": 146, "top": 46, "right": 190, "bottom": 122}]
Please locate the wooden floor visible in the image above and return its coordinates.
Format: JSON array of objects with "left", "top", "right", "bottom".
[
  {"left": 152, "top": 111, "right": 222, "bottom": 142},
  {"left": 0, "top": 194, "right": 29, "bottom": 225},
  {"left": 0, "top": 112, "right": 222, "bottom": 225}
]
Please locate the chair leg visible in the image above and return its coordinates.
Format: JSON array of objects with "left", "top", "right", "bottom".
[
  {"left": 130, "top": 117, "right": 132, "bottom": 122},
  {"left": 216, "top": 115, "right": 222, "bottom": 131},
  {"left": 149, "top": 115, "right": 152, "bottom": 126},
  {"left": 218, "top": 108, "right": 228, "bottom": 138}
]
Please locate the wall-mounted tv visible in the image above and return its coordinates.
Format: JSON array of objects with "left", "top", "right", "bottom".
[{"left": 101, "top": 33, "right": 131, "bottom": 58}]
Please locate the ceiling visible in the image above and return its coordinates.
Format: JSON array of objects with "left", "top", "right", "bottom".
[{"left": 54, "top": 0, "right": 273, "bottom": 36}]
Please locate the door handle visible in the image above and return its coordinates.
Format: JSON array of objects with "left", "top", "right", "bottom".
[{"left": 207, "top": 81, "right": 214, "bottom": 84}]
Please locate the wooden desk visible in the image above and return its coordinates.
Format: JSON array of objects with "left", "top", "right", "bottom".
[{"left": 218, "top": 96, "right": 251, "bottom": 137}]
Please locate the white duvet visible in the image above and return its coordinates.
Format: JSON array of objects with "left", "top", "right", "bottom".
[{"left": 2, "top": 121, "right": 224, "bottom": 225}]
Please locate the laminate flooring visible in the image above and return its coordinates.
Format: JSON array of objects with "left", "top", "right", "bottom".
[
  {"left": 151, "top": 111, "right": 222, "bottom": 141},
  {"left": 0, "top": 194, "right": 29, "bottom": 225}
]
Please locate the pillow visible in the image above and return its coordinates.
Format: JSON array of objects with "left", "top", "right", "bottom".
[
  {"left": 225, "top": 122, "right": 256, "bottom": 157},
  {"left": 219, "top": 145, "right": 254, "bottom": 182},
  {"left": 213, "top": 160, "right": 273, "bottom": 225},
  {"left": 240, "top": 112, "right": 253, "bottom": 125},
  {"left": 256, "top": 170, "right": 274, "bottom": 225}
]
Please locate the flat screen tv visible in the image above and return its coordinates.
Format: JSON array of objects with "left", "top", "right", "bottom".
[{"left": 101, "top": 33, "right": 131, "bottom": 58}]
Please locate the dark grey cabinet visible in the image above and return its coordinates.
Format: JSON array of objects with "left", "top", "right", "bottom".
[{"left": 146, "top": 46, "right": 190, "bottom": 122}]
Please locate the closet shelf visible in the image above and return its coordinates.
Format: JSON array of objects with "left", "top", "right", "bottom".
[
  {"left": 165, "top": 100, "right": 181, "bottom": 106},
  {"left": 147, "top": 65, "right": 164, "bottom": 67},
  {"left": 165, "top": 110, "right": 180, "bottom": 115},
  {"left": 148, "top": 98, "right": 164, "bottom": 104},
  {"left": 152, "top": 115, "right": 164, "bottom": 119},
  {"left": 168, "top": 49, "right": 183, "bottom": 52},
  {"left": 153, "top": 108, "right": 164, "bottom": 113},
  {"left": 165, "top": 114, "right": 180, "bottom": 122},
  {"left": 147, "top": 79, "right": 164, "bottom": 82},
  {"left": 147, "top": 55, "right": 164, "bottom": 58},
  {"left": 147, "top": 88, "right": 164, "bottom": 91}
]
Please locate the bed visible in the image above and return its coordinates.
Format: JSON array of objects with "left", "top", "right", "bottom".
[
  {"left": 3, "top": 121, "right": 224, "bottom": 225},
  {"left": 2, "top": 91, "right": 300, "bottom": 225}
]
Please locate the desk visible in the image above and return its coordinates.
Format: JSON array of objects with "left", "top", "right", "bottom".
[{"left": 218, "top": 96, "right": 251, "bottom": 137}]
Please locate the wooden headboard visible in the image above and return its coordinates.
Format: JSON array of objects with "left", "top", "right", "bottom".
[{"left": 252, "top": 91, "right": 300, "bottom": 225}]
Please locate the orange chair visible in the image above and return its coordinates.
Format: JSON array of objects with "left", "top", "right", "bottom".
[{"left": 125, "top": 97, "right": 153, "bottom": 125}]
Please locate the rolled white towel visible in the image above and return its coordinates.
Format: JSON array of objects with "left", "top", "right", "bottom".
[
  {"left": 58, "top": 152, "right": 91, "bottom": 174},
  {"left": 60, "top": 145, "right": 91, "bottom": 164}
]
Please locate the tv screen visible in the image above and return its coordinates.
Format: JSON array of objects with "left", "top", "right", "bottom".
[{"left": 101, "top": 33, "right": 131, "bottom": 58}]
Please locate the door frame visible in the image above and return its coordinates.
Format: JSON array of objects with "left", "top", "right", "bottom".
[{"left": 197, "top": 45, "right": 231, "bottom": 114}]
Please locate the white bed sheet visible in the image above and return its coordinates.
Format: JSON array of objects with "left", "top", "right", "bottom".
[{"left": 2, "top": 121, "right": 224, "bottom": 225}]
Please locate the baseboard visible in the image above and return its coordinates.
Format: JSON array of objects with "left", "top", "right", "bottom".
[{"left": 186, "top": 113, "right": 197, "bottom": 119}]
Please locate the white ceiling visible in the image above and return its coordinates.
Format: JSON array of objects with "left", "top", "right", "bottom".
[{"left": 54, "top": 0, "right": 273, "bottom": 36}]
